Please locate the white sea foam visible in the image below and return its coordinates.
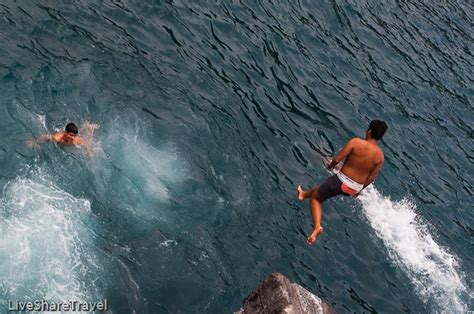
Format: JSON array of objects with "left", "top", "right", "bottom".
[
  {"left": 159, "top": 239, "right": 177, "bottom": 247},
  {"left": 37, "top": 113, "right": 47, "bottom": 130},
  {"left": 0, "top": 170, "right": 101, "bottom": 304},
  {"left": 120, "top": 136, "right": 174, "bottom": 201},
  {"left": 100, "top": 125, "right": 187, "bottom": 203},
  {"left": 358, "top": 186, "right": 467, "bottom": 311}
]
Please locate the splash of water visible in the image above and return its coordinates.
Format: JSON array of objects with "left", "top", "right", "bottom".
[
  {"left": 0, "top": 169, "right": 102, "bottom": 305},
  {"left": 88, "top": 121, "right": 188, "bottom": 218},
  {"left": 358, "top": 186, "right": 467, "bottom": 311}
]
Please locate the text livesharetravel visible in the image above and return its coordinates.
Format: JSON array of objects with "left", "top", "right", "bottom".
[{"left": 8, "top": 299, "right": 108, "bottom": 311}]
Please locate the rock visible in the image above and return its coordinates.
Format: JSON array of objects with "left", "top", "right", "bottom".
[{"left": 235, "top": 273, "right": 336, "bottom": 314}]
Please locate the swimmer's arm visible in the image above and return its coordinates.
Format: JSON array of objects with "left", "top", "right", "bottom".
[
  {"left": 81, "top": 122, "right": 99, "bottom": 140},
  {"left": 328, "top": 138, "right": 356, "bottom": 169},
  {"left": 27, "top": 134, "right": 52, "bottom": 147},
  {"left": 36, "top": 134, "right": 53, "bottom": 142},
  {"left": 76, "top": 137, "right": 95, "bottom": 157},
  {"left": 89, "top": 124, "right": 98, "bottom": 137}
]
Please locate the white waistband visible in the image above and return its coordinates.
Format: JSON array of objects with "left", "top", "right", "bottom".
[{"left": 337, "top": 172, "right": 363, "bottom": 191}]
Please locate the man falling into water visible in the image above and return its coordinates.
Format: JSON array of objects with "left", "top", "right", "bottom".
[
  {"left": 297, "top": 120, "right": 388, "bottom": 245},
  {"left": 28, "top": 122, "right": 99, "bottom": 156}
]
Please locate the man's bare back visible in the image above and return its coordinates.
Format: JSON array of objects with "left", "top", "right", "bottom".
[{"left": 338, "top": 138, "right": 384, "bottom": 185}]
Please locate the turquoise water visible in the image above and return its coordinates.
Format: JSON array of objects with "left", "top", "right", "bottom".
[{"left": 0, "top": 1, "right": 472, "bottom": 312}]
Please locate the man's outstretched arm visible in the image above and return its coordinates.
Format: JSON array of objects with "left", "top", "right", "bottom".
[
  {"left": 27, "top": 134, "right": 52, "bottom": 148},
  {"left": 80, "top": 122, "right": 99, "bottom": 141},
  {"left": 328, "top": 138, "right": 357, "bottom": 169}
]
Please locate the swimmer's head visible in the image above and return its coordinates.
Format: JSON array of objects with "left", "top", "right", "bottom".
[
  {"left": 65, "top": 123, "right": 78, "bottom": 136},
  {"left": 367, "top": 120, "right": 388, "bottom": 140}
]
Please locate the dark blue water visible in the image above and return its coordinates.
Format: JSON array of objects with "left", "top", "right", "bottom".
[{"left": 0, "top": 0, "right": 472, "bottom": 312}]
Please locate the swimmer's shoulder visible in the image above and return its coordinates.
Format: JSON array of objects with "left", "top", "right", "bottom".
[
  {"left": 377, "top": 148, "right": 385, "bottom": 162},
  {"left": 52, "top": 132, "right": 63, "bottom": 143},
  {"left": 349, "top": 137, "right": 365, "bottom": 147},
  {"left": 370, "top": 140, "right": 384, "bottom": 163}
]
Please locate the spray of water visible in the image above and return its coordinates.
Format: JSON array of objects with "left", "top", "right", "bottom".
[
  {"left": 88, "top": 120, "right": 188, "bottom": 219},
  {"left": 358, "top": 186, "right": 467, "bottom": 311}
]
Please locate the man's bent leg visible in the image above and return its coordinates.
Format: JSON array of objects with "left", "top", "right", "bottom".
[
  {"left": 298, "top": 175, "right": 340, "bottom": 245},
  {"left": 307, "top": 189, "right": 324, "bottom": 245},
  {"left": 297, "top": 185, "right": 318, "bottom": 201}
]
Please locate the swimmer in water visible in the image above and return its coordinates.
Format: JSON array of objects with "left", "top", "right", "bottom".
[
  {"left": 297, "top": 120, "right": 388, "bottom": 245},
  {"left": 28, "top": 122, "right": 98, "bottom": 156}
]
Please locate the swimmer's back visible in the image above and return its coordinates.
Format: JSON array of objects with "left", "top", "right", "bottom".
[{"left": 341, "top": 138, "right": 384, "bottom": 183}]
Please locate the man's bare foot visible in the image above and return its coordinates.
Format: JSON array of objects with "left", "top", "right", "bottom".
[
  {"left": 306, "top": 226, "right": 324, "bottom": 245},
  {"left": 297, "top": 185, "right": 305, "bottom": 201}
]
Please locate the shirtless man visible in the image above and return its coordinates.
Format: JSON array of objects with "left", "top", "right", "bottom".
[
  {"left": 28, "top": 122, "right": 98, "bottom": 155},
  {"left": 297, "top": 120, "right": 388, "bottom": 245}
]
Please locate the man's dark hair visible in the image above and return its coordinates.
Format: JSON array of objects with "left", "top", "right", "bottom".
[
  {"left": 368, "top": 120, "right": 388, "bottom": 140},
  {"left": 65, "top": 123, "right": 78, "bottom": 134}
]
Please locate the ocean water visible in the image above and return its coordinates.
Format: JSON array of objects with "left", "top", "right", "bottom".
[{"left": 0, "top": 0, "right": 472, "bottom": 312}]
